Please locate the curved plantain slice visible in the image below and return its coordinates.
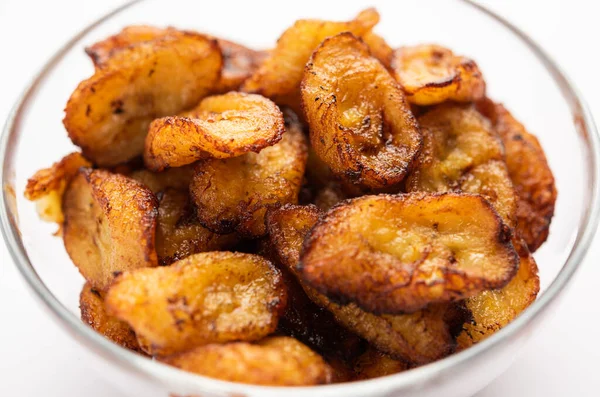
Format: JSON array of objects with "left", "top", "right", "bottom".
[
  {"left": 105, "top": 252, "right": 287, "bottom": 356},
  {"left": 299, "top": 193, "right": 518, "bottom": 314},
  {"left": 190, "top": 112, "right": 308, "bottom": 237},
  {"left": 161, "top": 337, "right": 333, "bottom": 386},
  {"left": 266, "top": 203, "right": 458, "bottom": 365},
  {"left": 242, "top": 8, "right": 379, "bottom": 105},
  {"left": 86, "top": 25, "right": 267, "bottom": 93},
  {"left": 144, "top": 92, "right": 285, "bottom": 171},
  {"left": 302, "top": 33, "right": 421, "bottom": 190},
  {"left": 129, "top": 166, "right": 195, "bottom": 194},
  {"left": 457, "top": 237, "right": 539, "bottom": 349},
  {"left": 80, "top": 282, "right": 141, "bottom": 352},
  {"left": 24, "top": 152, "right": 91, "bottom": 224},
  {"left": 477, "top": 99, "right": 556, "bottom": 252},
  {"left": 352, "top": 348, "right": 408, "bottom": 380},
  {"left": 391, "top": 44, "right": 486, "bottom": 106},
  {"left": 64, "top": 32, "right": 222, "bottom": 166},
  {"left": 154, "top": 189, "right": 238, "bottom": 266},
  {"left": 63, "top": 169, "right": 158, "bottom": 290},
  {"left": 406, "top": 104, "right": 517, "bottom": 226}
]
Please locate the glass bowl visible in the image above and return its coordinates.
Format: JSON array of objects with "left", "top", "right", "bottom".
[{"left": 1, "top": 0, "right": 598, "bottom": 396}]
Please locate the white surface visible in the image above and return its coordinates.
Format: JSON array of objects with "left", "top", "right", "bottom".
[{"left": 0, "top": 0, "right": 599, "bottom": 396}]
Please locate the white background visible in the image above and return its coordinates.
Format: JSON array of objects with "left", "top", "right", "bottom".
[{"left": 1, "top": 0, "right": 599, "bottom": 396}]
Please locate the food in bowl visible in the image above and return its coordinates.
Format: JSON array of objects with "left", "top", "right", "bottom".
[{"left": 24, "top": 7, "right": 556, "bottom": 386}]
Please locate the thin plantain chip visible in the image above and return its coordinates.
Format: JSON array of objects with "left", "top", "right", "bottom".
[
  {"left": 299, "top": 193, "right": 518, "bottom": 314},
  {"left": 80, "top": 282, "right": 141, "bottom": 352},
  {"left": 406, "top": 104, "right": 517, "bottom": 226},
  {"left": 64, "top": 32, "right": 222, "bottom": 166},
  {"left": 266, "top": 203, "right": 460, "bottom": 365},
  {"left": 302, "top": 33, "right": 421, "bottom": 189},
  {"left": 24, "top": 152, "right": 91, "bottom": 224},
  {"left": 242, "top": 8, "right": 380, "bottom": 109},
  {"left": 217, "top": 39, "right": 269, "bottom": 92},
  {"left": 457, "top": 237, "right": 539, "bottom": 348},
  {"left": 362, "top": 31, "right": 394, "bottom": 69},
  {"left": 477, "top": 99, "right": 556, "bottom": 251},
  {"left": 144, "top": 92, "right": 285, "bottom": 171},
  {"left": 391, "top": 44, "right": 486, "bottom": 106},
  {"left": 162, "top": 337, "right": 333, "bottom": 386},
  {"left": 63, "top": 169, "right": 158, "bottom": 290},
  {"left": 105, "top": 252, "right": 287, "bottom": 356},
  {"left": 352, "top": 347, "right": 408, "bottom": 380},
  {"left": 190, "top": 111, "right": 307, "bottom": 237}
]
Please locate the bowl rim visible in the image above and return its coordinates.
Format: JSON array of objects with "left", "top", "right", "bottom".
[{"left": 1, "top": 0, "right": 599, "bottom": 394}]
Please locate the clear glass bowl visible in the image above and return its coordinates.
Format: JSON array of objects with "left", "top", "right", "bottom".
[{"left": 1, "top": 1, "right": 598, "bottom": 396}]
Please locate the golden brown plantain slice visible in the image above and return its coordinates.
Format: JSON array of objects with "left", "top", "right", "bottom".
[
  {"left": 86, "top": 26, "right": 267, "bottom": 93},
  {"left": 190, "top": 112, "right": 307, "bottom": 237},
  {"left": 352, "top": 348, "right": 408, "bottom": 380},
  {"left": 63, "top": 169, "right": 158, "bottom": 290},
  {"left": 24, "top": 152, "right": 91, "bottom": 224},
  {"left": 80, "top": 282, "right": 141, "bottom": 352},
  {"left": 457, "top": 237, "right": 539, "bottom": 349},
  {"left": 362, "top": 31, "right": 394, "bottom": 69},
  {"left": 477, "top": 99, "right": 556, "bottom": 252},
  {"left": 391, "top": 44, "right": 486, "bottom": 106},
  {"left": 105, "top": 252, "right": 286, "bottom": 356},
  {"left": 242, "top": 8, "right": 379, "bottom": 106},
  {"left": 301, "top": 33, "right": 421, "bottom": 190},
  {"left": 266, "top": 203, "right": 459, "bottom": 365},
  {"left": 64, "top": 32, "right": 222, "bottom": 166},
  {"left": 161, "top": 337, "right": 333, "bottom": 386},
  {"left": 406, "top": 104, "right": 517, "bottom": 226},
  {"left": 154, "top": 189, "right": 238, "bottom": 266},
  {"left": 299, "top": 193, "right": 518, "bottom": 314},
  {"left": 144, "top": 92, "right": 285, "bottom": 171}
]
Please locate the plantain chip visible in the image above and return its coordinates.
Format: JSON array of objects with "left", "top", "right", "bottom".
[
  {"left": 477, "top": 99, "right": 556, "bottom": 251},
  {"left": 63, "top": 169, "right": 158, "bottom": 290},
  {"left": 242, "top": 8, "right": 380, "bottom": 109},
  {"left": 406, "top": 103, "right": 517, "bottom": 226},
  {"left": 144, "top": 92, "right": 285, "bottom": 171},
  {"left": 190, "top": 111, "right": 307, "bottom": 237},
  {"left": 299, "top": 193, "right": 518, "bottom": 314},
  {"left": 391, "top": 44, "right": 486, "bottom": 106},
  {"left": 362, "top": 31, "right": 394, "bottom": 69},
  {"left": 64, "top": 32, "right": 222, "bottom": 166},
  {"left": 457, "top": 237, "right": 539, "bottom": 348},
  {"left": 162, "top": 336, "right": 333, "bottom": 386},
  {"left": 266, "top": 203, "right": 460, "bottom": 365},
  {"left": 80, "top": 282, "right": 141, "bottom": 352},
  {"left": 24, "top": 152, "right": 91, "bottom": 224},
  {"left": 301, "top": 33, "right": 421, "bottom": 189},
  {"left": 105, "top": 252, "right": 286, "bottom": 356}
]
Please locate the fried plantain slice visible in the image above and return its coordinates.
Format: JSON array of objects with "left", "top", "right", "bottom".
[
  {"left": 362, "top": 31, "right": 394, "bottom": 69},
  {"left": 64, "top": 32, "right": 222, "bottom": 166},
  {"left": 406, "top": 104, "right": 517, "bottom": 226},
  {"left": 80, "top": 282, "right": 141, "bottom": 352},
  {"left": 144, "top": 92, "right": 285, "bottom": 171},
  {"left": 86, "top": 26, "right": 267, "bottom": 93},
  {"left": 300, "top": 193, "right": 518, "bottom": 314},
  {"left": 352, "top": 347, "right": 408, "bottom": 380},
  {"left": 457, "top": 237, "right": 539, "bottom": 349},
  {"left": 266, "top": 203, "right": 458, "bottom": 365},
  {"left": 391, "top": 44, "right": 486, "bottom": 106},
  {"left": 129, "top": 166, "right": 195, "bottom": 194},
  {"left": 477, "top": 99, "right": 556, "bottom": 252},
  {"left": 63, "top": 169, "right": 158, "bottom": 290},
  {"left": 105, "top": 252, "right": 286, "bottom": 356},
  {"left": 24, "top": 152, "right": 91, "bottom": 224},
  {"left": 242, "top": 8, "right": 379, "bottom": 106},
  {"left": 162, "top": 337, "right": 333, "bottom": 386},
  {"left": 302, "top": 33, "right": 421, "bottom": 190},
  {"left": 190, "top": 112, "right": 307, "bottom": 237}
]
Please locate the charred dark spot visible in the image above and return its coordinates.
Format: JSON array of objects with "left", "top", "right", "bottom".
[
  {"left": 148, "top": 69, "right": 155, "bottom": 77},
  {"left": 512, "top": 134, "right": 523, "bottom": 141},
  {"left": 86, "top": 105, "right": 91, "bottom": 117},
  {"left": 111, "top": 99, "right": 125, "bottom": 115},
  {"left": 112, "top": 271, "right": 123, "bottom": 277},
  {"left": 90, "top": 288, "right": 102, "bottom": 298},
  {"left": 432, "top": 222, "right": 439, "bottom": 231}
]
